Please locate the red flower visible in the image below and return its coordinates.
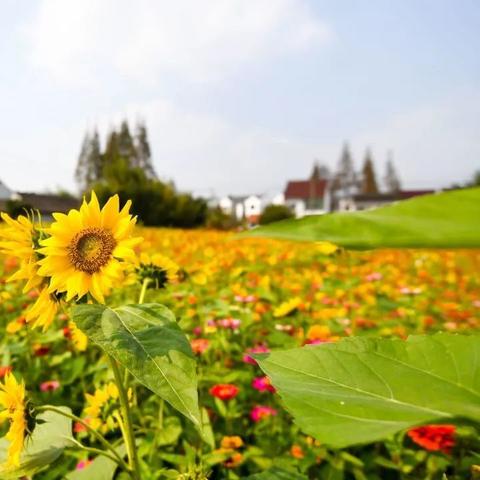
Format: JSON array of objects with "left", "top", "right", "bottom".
[
  {"left": 407, "top": 424, "right": 456, "bottom": 454},
  {"left": 209, "top": 383, "right": 239, "bottom": 401},
  {"left": 0, "top": 366, "right": 12, "bottom": 378}
]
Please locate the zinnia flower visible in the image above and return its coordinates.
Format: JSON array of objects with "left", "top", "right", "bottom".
[
  {"left": 250, "top": 405, "right": 277, "bottom": 423},
  {"left": 221, "top": 436, "right": 244, "bottom": 449},
  {"left": 0, "top": 373, "right": 28, "bottom": 467},
  {"left": 252, "top": 376, "right": 276, "bottom": 393},
  {"left": 37, "top": 192, "right": 141, "bottom": 303},
  {"left": 209, "top": 384, "right": 239, "bottom": 401},
  {"left": 407, "top": 424, "right": 456, "bottom": 454},
  {"left": 243, "top": 345, "right": 269, "bottom": 365},
  {"left": 40, "top": 380, "right": 60, "bottom": 392},
  {"left": 190, "top": 338, "right": 209, "bottom": 355}
]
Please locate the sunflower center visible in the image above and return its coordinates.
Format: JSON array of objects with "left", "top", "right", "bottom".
[{"left": 68, "top": 227, "right": 116, "bottom": 274}]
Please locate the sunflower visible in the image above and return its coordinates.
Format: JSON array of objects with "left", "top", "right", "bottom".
[
  {"left": 37, "top": 193, "right": 141, "bottom": 303},
  {"left": 0, "top": 213, "right": 42, "bottom": 293},
  {"left": 137, "top": 252, "right": 179, "bottom": 289},
  {"left": 25, "top": 287, "right": 59, "bottom": 332},
  {"left": 0, "top": 373, "right": 27, "bottom": 467}
]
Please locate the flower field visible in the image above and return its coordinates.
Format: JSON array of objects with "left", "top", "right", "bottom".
[{"left": 0, "top": 200, "right": 480, "bottom": 479}]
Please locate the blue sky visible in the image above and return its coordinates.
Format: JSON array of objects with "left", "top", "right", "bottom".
[{"left": 0, "top": 0, "right": 479, "bottom": 196}]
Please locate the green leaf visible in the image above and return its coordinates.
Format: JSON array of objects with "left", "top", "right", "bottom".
[
  {"left": 72, "top": 303, "right": 201, "bottom": 426},
  {"left": 254, "top": 334, "right": 480, "bottom": 448},
  {"left": 243, "top": 467, "right": 307, "bottom": 479},
  {"left": 245, "top": 187, "right": 480, "bottom": 249},
  {"left": 66, "top": 445, "right": 126, "bottom": 480},
  {"left": 0, "top": 406, "right": 73, "bottom": 479}
]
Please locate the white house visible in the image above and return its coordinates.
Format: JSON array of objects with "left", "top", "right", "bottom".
[{"left": 218, "top": 194, "right": 263, "bottom": 224}]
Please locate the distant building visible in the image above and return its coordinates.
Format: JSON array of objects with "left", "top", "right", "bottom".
[
  {"left": 337, "top": 190, "right": 435, "bottom": 212},
  {"left": 284, "top": 164, "right": 329, "bottom": 217},
  {"left": 0, "top": 179, "right": 80, "bottom": 221},
  {"left": 218, "top": 194, "right": 263, "bottom": 225}
]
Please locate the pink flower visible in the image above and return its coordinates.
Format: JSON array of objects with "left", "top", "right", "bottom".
[
  {"left": 243, "top": 345, "right": 269, "bottom": 365},
  {"left": 252, "top": 376, "right": 276, "bottom": 393},
  {"left": 76, "top": 459, "right": 92, "bottom": 470},
  {"left": 365, "top": 272, "right": 382, "bottom": 282},
  {"left": 250, "top": 405, "right": 277, "bottom": 422},
  {"left": 217, "top": 318, "right": 241, "bottom": 330},
  {"left": 234, "top": 295, "right": 257, "bottom": 303},
  {"left": 40, "top": 380, "right": 60, "bottom": 392}
]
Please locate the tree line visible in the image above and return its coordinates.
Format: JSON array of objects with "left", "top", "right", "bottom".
[
  {"left": 74, "top": 120, "right": 207, "bottom": 227},
  {"left": 332, "top": 143, "right": 402, "bottom": 195}
]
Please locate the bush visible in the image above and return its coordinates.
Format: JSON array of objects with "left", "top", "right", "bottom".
[
  {"left": 259, "top": 204, "right": 294, "bottom": 225},
  {"left": 92, "top": 158, "right": 206, "bottom": 228}
]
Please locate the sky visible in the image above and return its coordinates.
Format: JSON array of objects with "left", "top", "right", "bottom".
[{"left": 0, "top": 0, "right": 479, "bottom": 197}]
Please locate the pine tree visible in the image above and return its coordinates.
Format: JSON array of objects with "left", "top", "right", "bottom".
[
  {"left": 361, "top": 149, "right": 379, "bottom": 194},
  {"left": 117, "top": 120, "right": 137, "bottom": 168},
  {"left": 102, "top": 129, "right": 120, "bottom": 173},
  {"left": 74, "top": 129, "right": 102, "bottom": 192},
  {"left": 135, "top": 121, "right": 157, "bottom": 179},
  {"left": 334, "top": 142, "right": 356, "bottom": 190},
  {"left": 384, "top": 152, "right": 401, "bottom": 192}
]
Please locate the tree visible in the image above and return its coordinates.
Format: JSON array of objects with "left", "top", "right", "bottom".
[
  {"left": 361, "top": 149, "right": 379, "bottom": 194},
  {"left": 135, "top": 121, "right": 157, "bottom": 179},
  {"left": 74, "top": 129, "right": 102, "bottom": 192},
  {"left": 384, "top": 153, "right": 401, "bottom": 192},
  {"left": 117, "top": 120, "right": 137, "bottom": 168},
  {"left": 259, "top": 204, "right": 294, "bottom": 225},
  {"left": 333, "top": 143, "right": 356, "bottom": 190}
]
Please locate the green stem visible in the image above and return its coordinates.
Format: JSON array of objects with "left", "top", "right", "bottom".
[
  {"left": 68, "top": 437, "right": 123, "bottom": 465},
  {"left": 36, "top": 405, "right": 129, "bottom": 472},
  {"left": 138, "top": 278, "right": 150, "bottom": 305},
  {"left": 109, "top": 356, "right": 141, "bottom": 480}
]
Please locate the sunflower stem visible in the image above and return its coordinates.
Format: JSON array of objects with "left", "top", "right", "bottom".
[
  {"left": 35, "top": 405, "right": 129, "bottom": 472},
  {"left": 109, "top": 356, "right": 141, "bottom": 480},
  {"left": 138, "top": 278, "right": 150, "bottom": 304}
]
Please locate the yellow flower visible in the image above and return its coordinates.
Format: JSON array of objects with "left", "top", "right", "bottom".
[
  {"left": 37, "top": 193, "right": 141, "bottom": 303},
  {"left": 69, "top": 322, "right": 88, "bottom": 352},
  {"left": 0, "top": 373, "right": 27, "bottom": 467},
  {"left": 137, "top": 252, "right": 178, "bottom": 288},
  {"left": 0, "top": 213, "right": 42, "bottom": 293},
  {"left": 83, "top": 382, "right": 120, "bottom": 433},
  {"left": 221, "top": 436, "right": 243, "bottom": 449},
  {"left": 315, "top": 241, "right": 339, "bottom": 255},
  {"left": 273, "top": 297, "right": 302, "bottom": 318},
  {"left": 25, "top": 288, "right": 59, "bottom": 332}
]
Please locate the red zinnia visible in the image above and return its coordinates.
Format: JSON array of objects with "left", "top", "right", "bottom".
[
  {"left": 0, "top": 366, "right": 12, "bottom": 378},
  {"left": 209, "top": 383, "right": 239, "bottom": 401},
  {"left": 407, "top": 424, "right": 456, "bottom": 454}
]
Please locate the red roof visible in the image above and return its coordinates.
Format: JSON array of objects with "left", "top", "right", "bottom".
[{"left": 284, "top": 179, "right": 327, "bottom": 200}]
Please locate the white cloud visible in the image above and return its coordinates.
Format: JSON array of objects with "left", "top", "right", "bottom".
[{"left": 24, "top": 0, "right": 332, "bottom": 85}]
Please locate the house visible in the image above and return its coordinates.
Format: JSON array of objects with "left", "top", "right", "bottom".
[
  {"left": 284, "top": 164, "right": 329, "bottom": 217},
  {"left": 218, "top": 194, "right": 263, "bottom": 225},
  {"left": 337, "top": 190, "right": 435, "bottom": 212},
  {"left": 0, "top": 180, "right": 80, "bottom": 220}
]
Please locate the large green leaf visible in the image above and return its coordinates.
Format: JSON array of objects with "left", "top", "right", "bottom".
[
  {"left": 0, "top": 406, "right": 73, "bottom": 479},
  {"left": 246, "top": 187, "right": 480, "bottom": 249},
  {"left": 254, "top": 334, "right": 480, "bottom": 447},
  {"left": 72, "top": 303, "right": 201, "bottom": 427},
  {"left": 66, "top": 445, "right": 127, "bottom": 480}
]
